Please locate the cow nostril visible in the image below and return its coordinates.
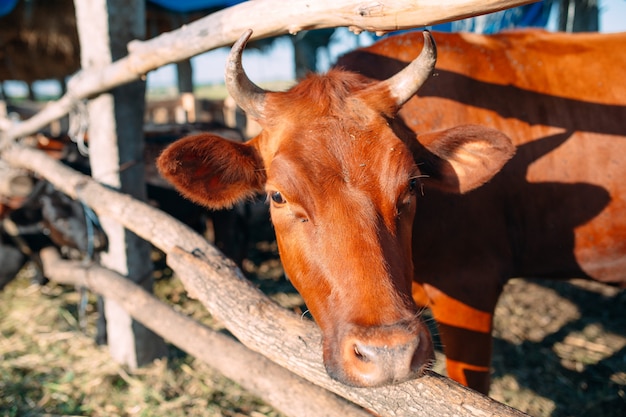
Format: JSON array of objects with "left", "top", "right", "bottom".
[
  {"left": 353, "top": 344, "right": 366, "bottom": 361},
  {"left": 353, "top": 343, "right": 375, "bottom": 363},
  {"left": 336, "top": 331, "right": 434, "bottom": 387}
]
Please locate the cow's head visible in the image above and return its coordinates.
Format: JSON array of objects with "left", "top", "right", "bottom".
[{"left": 157, "top": 30, "right": 514, "bottom": 387}]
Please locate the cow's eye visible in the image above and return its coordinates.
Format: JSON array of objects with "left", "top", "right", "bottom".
[
  {"left": 270, "top": 191, "right": 286, "bottom": 205},
  {"left": 397, "top": 178, "right": 418, "bottom": 216}
]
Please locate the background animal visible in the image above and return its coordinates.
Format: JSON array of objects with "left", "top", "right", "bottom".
[
  {"left": 0, "top": 179, "right": 108, "bottom": 290},
  {"left": 0, "top": 121, "right": 248, "bottom": 289}
]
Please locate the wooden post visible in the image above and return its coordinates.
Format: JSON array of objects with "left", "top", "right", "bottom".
[
  {"left": 73, "top": 0, "right": 166, "bottom": 368},
  {"left": 558, "top": 0, "right": 599, "bottom": 32},
  {"left": 176, "top": 59, "right": 194, "bottom": 94},
  {"left": 176, "top": 60, "right": 196, "bottom": 122}
]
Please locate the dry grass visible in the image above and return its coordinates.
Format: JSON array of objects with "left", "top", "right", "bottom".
[
  {"left": 490, "top": 278, "right": 626, "bottom": 417},
  {"left": 0, "top": 264, "right": 284, "bottom": 417}
]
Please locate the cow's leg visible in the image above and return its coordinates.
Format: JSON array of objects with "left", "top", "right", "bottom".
[
  {"left": 415, "top": 282, "right": 497, "bottom": 394},
  {"left": 436, "top": 322, "right": 493, "bottom": 394}
]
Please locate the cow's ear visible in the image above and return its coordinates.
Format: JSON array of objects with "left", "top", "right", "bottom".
[
  {"left": 416, "top": 125, "right": 515, "bottom": 194},
  {"left": 157, "top": 133, "right": 266, "bottom": 209}
]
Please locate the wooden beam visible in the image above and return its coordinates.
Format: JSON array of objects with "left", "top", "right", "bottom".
[{"left": 0, "top": 0, "right": 538, "bottom": 145}]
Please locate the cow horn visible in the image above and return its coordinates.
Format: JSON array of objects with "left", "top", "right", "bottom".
[
  {"left": 225, "top": 29, "right": 267, "bottom": 120},
  {"left": 381, "top": 30, "right": 437, "bottom": 107}
]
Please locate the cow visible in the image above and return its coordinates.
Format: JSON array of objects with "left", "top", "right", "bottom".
[
  {"left": 156, "top": 28, "right": 626, "bottom": 394},
  {"left": 156, "top": 29, "right": 510, "bottom": 391},
  {"left": 335, "top": 29, "right": 626, "bottom": 391},
  {"left": 0, "top": 179, "right": 109, "bottom": 289}
]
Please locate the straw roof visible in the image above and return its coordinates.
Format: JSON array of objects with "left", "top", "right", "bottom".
[
  {"left": 0, "top": 0, "right": 211, "bottom": 83},
  {"left": 0, "top": 0, "right": 79, "bottom": 82}
]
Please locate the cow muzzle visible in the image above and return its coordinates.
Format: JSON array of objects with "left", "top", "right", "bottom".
[{"left": 324, "top": 320, "right": 435, "bottom": 387}]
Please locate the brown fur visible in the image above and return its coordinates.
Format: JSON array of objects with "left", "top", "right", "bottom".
[
  {"left": 338, "top": 30, "right": 626, "bottom": 393},
  {"left": 158, "top": 30, "right": 626, "bottom": 394}
]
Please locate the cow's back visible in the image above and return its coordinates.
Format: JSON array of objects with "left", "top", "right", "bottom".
[{"left": 338, "top": 30, "right": 626, "bottom": 286}]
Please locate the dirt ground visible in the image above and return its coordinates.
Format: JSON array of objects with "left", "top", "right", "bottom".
[
  {"left": 489, "top": 278, "right": 626, "bottom": 416},
  {"left": 1, "top": 209, "right": 625, "bottom": 417}
]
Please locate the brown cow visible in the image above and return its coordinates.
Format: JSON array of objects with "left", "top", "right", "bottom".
[{"left": 157, "top": 29, "right": 626, "bottom": 394}]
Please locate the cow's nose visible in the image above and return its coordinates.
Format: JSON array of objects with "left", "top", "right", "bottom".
[{"left": 334, "top": 325, "right": 434, "bottom": 387}]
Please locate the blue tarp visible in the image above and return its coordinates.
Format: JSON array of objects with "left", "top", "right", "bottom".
[
  {"left": 0, "top": 0, "right": 18, "bottom": 17},
  {"left": 147, "top": 0, "right": 245, "bottom": 13},
  {"left": 434, "top": 2, "right": 552, "bottom": 33},
  {"left": 0, "top": 0, "right": 245, "bottom": 17}
]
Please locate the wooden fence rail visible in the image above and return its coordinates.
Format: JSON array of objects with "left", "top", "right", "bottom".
[
  {"left": 39, "top": 247, "right": 371, "bottom": 417},
  {"left": 0, "top": 0, "right": 537, "bottom": 146}
]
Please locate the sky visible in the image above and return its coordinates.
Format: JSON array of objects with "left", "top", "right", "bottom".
[
  {"left": 5, "top": 0, "right": 626, "bottom": 97},
  {"left": 146, "top": 28, "right": 367, "bottom": 89},
  {"left": 600, "top": 0, "right": 626, "bottom": 31}
]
